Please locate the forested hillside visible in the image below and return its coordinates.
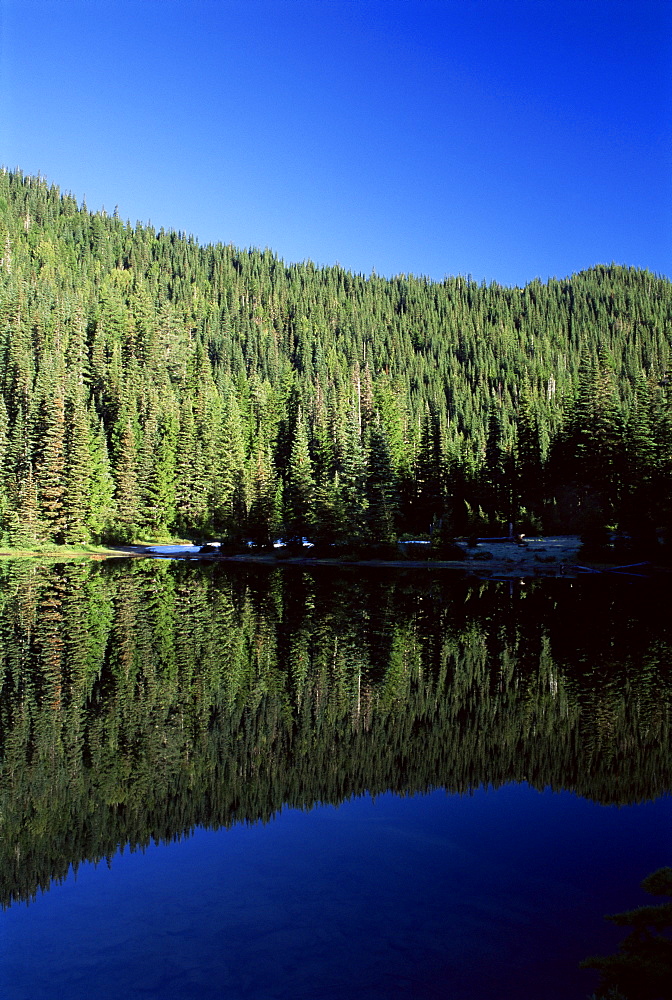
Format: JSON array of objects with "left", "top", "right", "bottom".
[{"left": 0, "top": 168, "right": 670, "bottom": 550}]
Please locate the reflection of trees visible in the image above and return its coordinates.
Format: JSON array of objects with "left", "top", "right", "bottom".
[
  {"left": 582, "top": 868, "right": 672, "bottom": 1000},
  {"left": 0, "top": 561, "right": 671, "bottom": 907}
]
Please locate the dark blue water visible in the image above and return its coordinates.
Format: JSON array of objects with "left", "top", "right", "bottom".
[{"left": 3, "top": 785, "right": 670, "bottom": 1000}]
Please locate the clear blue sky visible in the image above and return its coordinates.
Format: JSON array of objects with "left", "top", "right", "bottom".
[{"left": 1, "top": 0, "right": 669, "bottom": 287}]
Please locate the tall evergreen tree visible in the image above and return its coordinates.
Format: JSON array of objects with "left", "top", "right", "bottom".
[
  {"left": 365, "top": 426, "right": 397, "bottom": 544},
  {"left": 34, "top": 386, "right": 67, "bottom": 542},
  {"left": 414, "top": 408, "right": 445, "bottom": 535},
  {"left": 283, "top": 409, "right": 315, "bottom": 544},
  {"left": 63, "top": 395, "right": 92, "bottom": 543},
  {"left": 88, "top": 417, "right": 116, "bottom": 542},
  {"left": 112, "top": 407, "right": 139, "bottom": 541}
]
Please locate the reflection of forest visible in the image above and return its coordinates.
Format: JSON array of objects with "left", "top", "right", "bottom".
[{"left": 1, "top": 560, "right": 671, "bottom": 907}]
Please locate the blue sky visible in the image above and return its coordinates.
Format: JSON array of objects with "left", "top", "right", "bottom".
[{"left": 1, "top": 0, "right": 669, "bottom": 287}]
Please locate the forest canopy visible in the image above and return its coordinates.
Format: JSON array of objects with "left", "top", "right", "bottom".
[{"left": 0, "top": 168, "right": 670, "bottom": 550}]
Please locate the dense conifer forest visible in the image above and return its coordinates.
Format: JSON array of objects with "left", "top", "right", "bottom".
[
  {"left": 1, "top": 561, "right": 670, "bottom": 906},
  {"left": 0, "top": 168, "right": 671, "bottom": 550}
]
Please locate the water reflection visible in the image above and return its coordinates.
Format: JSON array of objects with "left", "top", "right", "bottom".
[
  {"left": 0, "top": 559, "right": 670, "bottom": 911},
  {"left": 3, "top": 788, "right": 671, "bottom": 1000}
]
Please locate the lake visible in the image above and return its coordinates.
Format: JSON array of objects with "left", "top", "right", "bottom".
[{"left": 0, "top": 559, "right": 670, "bottom": 999}]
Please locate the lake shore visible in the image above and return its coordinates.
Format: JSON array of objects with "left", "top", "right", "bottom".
[
  {"left": 0, "top": 543, "right": 131, "bottom": 561},
  {"left": 112, "top": 536, "right": 664, "bottom": 579},
  {"left": 0, "top": 536, "right": 663, "bottom": 579}
]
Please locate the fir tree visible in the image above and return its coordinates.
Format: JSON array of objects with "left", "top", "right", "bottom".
[
  {"left": 283, "top": 408, "right": 315, "bottom": 545},
  {"left": 63, "top": 396, "right": 92, "bottom": 543}
]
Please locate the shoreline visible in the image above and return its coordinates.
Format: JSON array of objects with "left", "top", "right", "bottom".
[
  {"left": 0, "top": 537, "right": 664, "bottom": 580},
  {"left": 109, "top": 536, "right": 663, "bottom": 580}
]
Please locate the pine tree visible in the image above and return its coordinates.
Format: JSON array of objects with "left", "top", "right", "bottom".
[
  {"left": 174, "top": 398, "right": 210, "bottom": 535},
  {"left": 311, "top": 472, "right": 346, "bottom": 547},
  {"left": 338, "top": 402, "right": 367, "bottom": 542},
  {"left": 479, "top": 403, "right": 514, "bottom": 531},
  {"left": 514, "top": 387, "right": 544, "bottom": 531},
  {"left": 651, "top": 374, "right": 672, "bottom": 548},
  {"left": 414, "top": 408, "right": 444, "bottom": 535},
  {"left": 153, "top": 407, "right": 178, "bottom": 535},
  {"left": 247, "top": 446, "right": 280, "bottom": 547},
  {"left": 568, "top": 350, "right": 626, "bottom": 535},
  {"left": 63, "top": 396, "right": 92, "bottom": 543},
  {"left": 213, "top": 383, "right": 246, "bottom": 538},
  {"left": 136, "top": 408, "right": 162, "bottom": 536},
  {"left": 365, "top": 426, "right": 397, "bottom": 545},
  {"left": 112, "top": 407, "right": 139, "bottom": 541},
  {"left": 283, "top": 409, "right": 315, "bottom": 545},
  {"left": 34, "top": 387, "right": 67, "bottom": 542},
  {"left": 7, "top": 464, "right": 43, "bottom": 546},
  {"left": 88, "top": 417, "right": 116, "bottom": 542},
  {"left": 0, "top": 397, "right": 9, "bottom": 535}
]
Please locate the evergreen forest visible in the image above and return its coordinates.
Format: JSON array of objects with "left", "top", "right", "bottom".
[{"left": 0, "top": 169, "right": 671, "bottom": 551}]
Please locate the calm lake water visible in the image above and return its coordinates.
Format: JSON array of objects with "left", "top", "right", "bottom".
[{"left": 0, "top": 559, "right": 670, "bottom": 999}]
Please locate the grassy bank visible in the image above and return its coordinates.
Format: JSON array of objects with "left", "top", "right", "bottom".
[{"left": 0, "top": 543, "right": 130, "bottom": 561}]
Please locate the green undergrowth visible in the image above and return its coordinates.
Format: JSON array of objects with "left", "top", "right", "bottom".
[{"left": 0, "top": 542, "right": 123, "bottom": 560}]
